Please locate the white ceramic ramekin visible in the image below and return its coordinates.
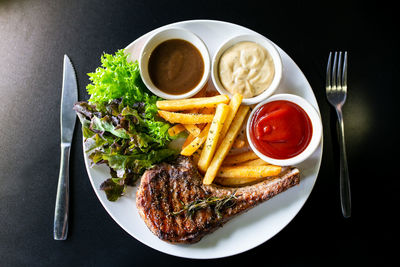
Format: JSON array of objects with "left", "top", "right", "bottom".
[
  {"left": 246, "top": 93, "right": 322, "bottom": 166},
  {"left": 139, "top": 28, "right": 210, "bottom": 100},
  {"left": 211, "top": 34, "right": 283, "bottom": 105}
]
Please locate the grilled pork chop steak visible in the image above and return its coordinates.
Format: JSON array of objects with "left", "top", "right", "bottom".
[{"left": 136, "top": 156, "right": 300, "bottom": 244}]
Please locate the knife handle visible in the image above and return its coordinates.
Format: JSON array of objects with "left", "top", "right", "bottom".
[{"left": 54, "top": 143, "right": 70, "bottom": 240}]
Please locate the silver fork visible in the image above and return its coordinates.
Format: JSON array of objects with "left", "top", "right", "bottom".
[{"left": 326, "top": 51, "right": 351, "bottom": 218}]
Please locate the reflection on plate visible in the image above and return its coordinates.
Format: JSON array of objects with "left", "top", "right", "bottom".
[{"left": 83, "top": 20, "right": 322, "bottom": 259}]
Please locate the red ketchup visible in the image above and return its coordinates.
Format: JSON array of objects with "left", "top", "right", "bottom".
[{"left": 249, "top": 100, "right": 312, "bottom": 159}]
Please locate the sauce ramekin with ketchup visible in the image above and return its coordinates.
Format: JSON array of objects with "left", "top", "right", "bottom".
[{"left": 247, "top": 94, "right": 322, "bottom": 166}]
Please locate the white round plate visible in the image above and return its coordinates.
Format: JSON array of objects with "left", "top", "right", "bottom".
[{"left": 83, "top": 20, "right": 323, "bottom": 259}]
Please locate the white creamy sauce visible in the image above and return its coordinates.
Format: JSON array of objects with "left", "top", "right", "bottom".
[{"left": 218, "top": 41, "right": 275, "bottom": 98}]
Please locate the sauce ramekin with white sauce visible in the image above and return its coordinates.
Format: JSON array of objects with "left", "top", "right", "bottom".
[
  {"left": 211, "top": 34, "right": 282, "bottom": 105},
  {"left": 218, "top": 41, "right": 275, "bottom": 98}
]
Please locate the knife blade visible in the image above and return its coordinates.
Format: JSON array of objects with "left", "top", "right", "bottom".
[{"left": 54, "top": 55, "right": 78, "bottom": 240}]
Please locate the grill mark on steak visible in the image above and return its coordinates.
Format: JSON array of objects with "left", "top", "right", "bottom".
[{"left": 136, "top": 156, "right": 300, "bottom": 244}]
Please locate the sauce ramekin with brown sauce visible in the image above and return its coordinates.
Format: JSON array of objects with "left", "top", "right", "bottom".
[{"left": 139, "top": 28, "right": 210, "bottom": 100}]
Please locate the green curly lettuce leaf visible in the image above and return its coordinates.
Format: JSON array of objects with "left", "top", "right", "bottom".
[
  {"left": 74, "top": 49, "right": 179, "bottom": 201},
  {"left": 86, "top": 50, "right": 173, "bottom": 146},
  {"left": 86, "top": 50, "right": 148, "bottom": 109}
]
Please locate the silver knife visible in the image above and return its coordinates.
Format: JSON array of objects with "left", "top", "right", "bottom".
[{"left": 54, "top": 55, "right": 78, "bottom": 240}]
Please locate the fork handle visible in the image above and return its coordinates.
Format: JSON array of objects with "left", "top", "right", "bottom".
[{"left": 336, "top": 109, "right": 351, "bottom": 218}]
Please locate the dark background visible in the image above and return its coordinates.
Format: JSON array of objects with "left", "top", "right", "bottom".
[{"left": 0, "top": 0, "right": 397, "bottom": 266}]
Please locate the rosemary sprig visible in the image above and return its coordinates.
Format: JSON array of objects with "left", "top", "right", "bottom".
[{"left": 171, "top": 192, "right": 238, "bottom": 219}]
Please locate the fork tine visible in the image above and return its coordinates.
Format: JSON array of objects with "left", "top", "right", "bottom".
[
  {"left": 326, "top": 52, "right": 332, "bottom": 90},
  {"left": 337, "top": 51, "right": 342, "bottom": 90},
  {"left": 332, "top": 52, "right": 338, "bottom": 90},
  {"left": 342, "top": 51, "right": 348, "bottom": 92}
]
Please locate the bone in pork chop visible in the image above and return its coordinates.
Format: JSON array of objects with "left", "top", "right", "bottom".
[{"left": 136, "top": 156, "right": 300, "bottom": 244}]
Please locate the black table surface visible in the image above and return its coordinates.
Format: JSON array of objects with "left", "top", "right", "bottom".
[{"left": 0, "top": 0, "right": 397, "bottom": 266}]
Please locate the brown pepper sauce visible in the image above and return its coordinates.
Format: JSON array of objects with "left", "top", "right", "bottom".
[{"left": 148, "top": 39, "right": 204, "bottom": 95}]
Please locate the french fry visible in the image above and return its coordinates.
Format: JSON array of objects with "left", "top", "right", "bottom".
[
  {"left": 236, "top": 158, "right": 270, "bottom": 166},
  {"left": 168, "top": 124, "right": 185, "bottom": 137},
  {"left": 193, "top": 86, "right": 207, "bottom": 98},
  {"left": 182, "top": 133, "right": 195, "bottom": 149},
  {"left": 232, "top": 138, "right": 246, "bottom": 149},
  {"left": 156, "top": 95, "right": 229, "bottom": 111},
  {"left": 223, "top": 151, "right": 259, "bottom": 165},
  {"left": 199, "top": 107, "right": 215, "bottom": 114},
  {"left": 158, "top": 110, "right": 214, "bottom": 124},
  {"left": 181, "top": 124, "right": 211, "bottom": 156},
  {"left": 197, "top": 104, "right": 230, "bottom": 173},
  {"left": 183, "top": 124, "right": 201, "bottom": 136},
  {"left": 191, "top": 149, "right": 202, "bottom": 165},
  {"left": 217, "top": 165, "right": 282, "bottom": 178},
  {"left": 214, "top": 176, "right": 270, "bottom": 186},
  {"left": 217, "top": 93, "right": 243, "bottom": 146},
  {"left": 203, "top": 106, "right": 250, "bottom": 185},
  {"left": 183, "top": 108, "right": 202, "bottom": 135},
  {"left": 197, "top": 107, "right": 215, "bottom": 130},
  {"left": 205, "top": 90, "right": 219, "bottom": 97}
]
